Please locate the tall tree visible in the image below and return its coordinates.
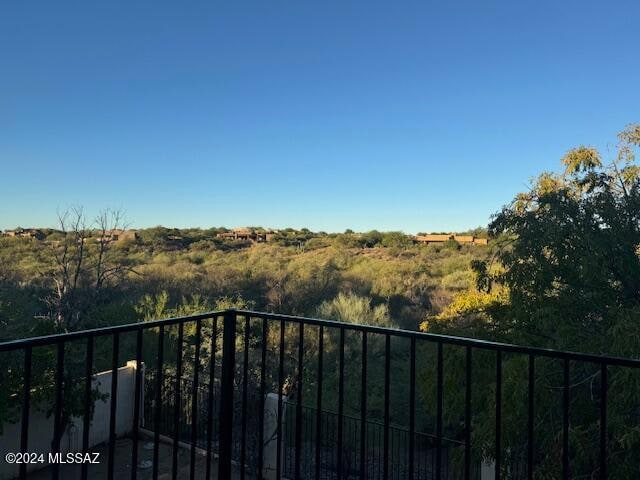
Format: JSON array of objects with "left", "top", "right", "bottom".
[
  {"left": 424, "top": 124, "right": 640, "bottom": 477},
  {"left": 44, "top": 207, "right": 135, "bottom": 330}
]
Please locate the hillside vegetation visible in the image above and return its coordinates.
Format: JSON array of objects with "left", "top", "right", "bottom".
[{"left": 0, "top": 227, "right": 488, "bottom": 341}]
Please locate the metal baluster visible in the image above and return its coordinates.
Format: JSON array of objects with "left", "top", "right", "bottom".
[
  {"left": 464, "top": 345, "right": 472, "bottom": 480},
  {"left": 436, "top": 342, "right": 443, "bottom": 479},
  {"left": 81, "top": 336, "right": 94, "bottom": 480},
  {"left": 218, "top": 310, "right": 237, "bottom": 479},
  {"left": 240, "top": 316, "right": 250, "bottom": 480},
  {"left": 52, "top": 341, "right": 64, "bottom": 480},
  {"left": 360, "top": 332, "right": 368, "bottom": 479},
  {"left": 315, "top": 325, "right": 324, "bottom": 480},
  {"left": 378, "top": 420, "right": 382, "bottom": 477},
  {"left": 190, "top": 318, "right": 202, "bottom": 480},
  {"left": 528, "top": 355, "right": 535, "bottom": 480},
  {"left": 258, "top": 317, "right": 268, "bottom": 480},
  {"left": 19, "top": 346, "right": 32, "bottom": 480},
  {"left": 107, "top": 334, "right": 119, "bottom": 480},
  {"left": 172, "top": 322, "right": 184, "bottom": 480},
  {"left": 153, "top": 325, "right": 165, "bottom": 480},
  {"left": 295, "top": 322, "right": 305, "bottom": 479},
  {"left": 131, "top": 328, "right": 143, "bottom": 480},
  {"left": 563, "top": 358, "right": 570, "bottom": 479},
  {"left": 409, "top": 337, "right": 416, "bottom": 480},
  {"left": 337, "top": 327, "right": 345, "bottom": 480},
  {"left": 495, "top": 350, "right": 502, "bottom": 480},
  {"left": 332, "top": 412, "right": 336, "bottom": 472},
  {"left": 391, "top": 427, "right": 395, "bottom": 479},
  {"left": 276, "top": 319, "right": 285, "bottom": 480},
  {"left": 384, "top": 334, "right": 390, "bottom": 480},
  {"left": 205, "top": 316, "right": 218, "bottom": 480},
  {"left": 600, "top": 363, "right": 607, "bottom": 480}
]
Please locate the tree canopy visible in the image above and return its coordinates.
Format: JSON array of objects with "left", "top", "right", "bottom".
[{"left": 425, "top": 123, "right": 640, "bottom": 477}]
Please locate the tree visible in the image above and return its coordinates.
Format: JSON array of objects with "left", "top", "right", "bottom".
[
  {"left": 424, "top": 124, "right": 640, "bottom": 477},
  {"left": 44, "top": 207, "right": 136, "bottom": 331},
  {"left": 473, "top": 124, "right": 640, "bottom": 353},
  {"left": 2, "top": 208, "right": 136, "bottom": 457},
  {"left": 360, "top": 230, "right": 383, "bottom": 248},
  {"left": 380, "top": 231, "right": 413, "bottom": 249}
]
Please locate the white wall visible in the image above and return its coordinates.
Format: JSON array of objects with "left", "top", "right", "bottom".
[
  {"left": 262, "top": 393, "right": 287, "bottom": 480},
  {"left": 0, "top": 361, "right": 143, "bottom": 480},
  {"left": 481, "top": 460, "right": 496, "bottom": 479}
]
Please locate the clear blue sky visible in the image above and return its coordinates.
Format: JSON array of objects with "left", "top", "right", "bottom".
[{"left": 1, "top": 1, "right": 639, "bottom": 233}]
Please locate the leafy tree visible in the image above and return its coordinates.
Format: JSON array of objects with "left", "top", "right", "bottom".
[
  {"left": 425, "top": 124, "right": 640, "bottom": 477},
  {"left": 380, "top": 231, "right": 413, "bottom": 249},
  {"left": 360, "top": 230, "right": 384, "bottom": 248}
]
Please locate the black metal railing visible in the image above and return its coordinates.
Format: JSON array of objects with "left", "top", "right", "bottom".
[
  {"left": 1, "top": 309, "right": 640, "bottom": 479},
  {"left": 281, "top": 401, "right": 468, "bottom": 480},
  {"left": 142, "top": 370, "right": 468, "bottom": 479}
]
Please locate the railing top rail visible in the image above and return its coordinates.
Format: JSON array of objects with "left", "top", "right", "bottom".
[
  {"left": 1, "top": 308, "right": 639, "bottom": 368},
  {"left": 0, "top": 310, "right": 226, "bottom": 351}
]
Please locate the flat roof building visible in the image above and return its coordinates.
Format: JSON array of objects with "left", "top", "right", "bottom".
[{"left": 414, "top": 233, "right": 488, "bottom": 245}]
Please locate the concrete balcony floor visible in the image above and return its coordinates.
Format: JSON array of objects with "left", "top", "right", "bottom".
[{"left": 25, "top": 437, "right": 243, "bottom": 480}]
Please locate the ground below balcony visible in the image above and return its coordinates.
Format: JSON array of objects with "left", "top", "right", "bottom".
[{"left": 25, "top": 436, "right": 244, "bottom": 480}]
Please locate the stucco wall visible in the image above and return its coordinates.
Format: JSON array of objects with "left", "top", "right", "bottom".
[{"left": 0, "top": 361, "right": 143, "bottom": 480}]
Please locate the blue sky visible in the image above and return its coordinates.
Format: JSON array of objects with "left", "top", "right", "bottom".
[{"left": 1, "top": 1, "right": 639, "bottom": 233}]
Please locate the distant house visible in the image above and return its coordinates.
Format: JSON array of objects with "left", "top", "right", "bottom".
[
  {"left": 217, "top": 227, "right": 276, "bottom": 243},
  {"left": 95, "top": 229, "right": 139, "bottom": 243},
  {"left": 414, "top": 233, "right": 488, "bottom": 246},
  {"left": 415, "top": 234, "right": 453, "bottom": 243},
  {"left": 2, "top": 228, "right": 45, "bottom": 240}
]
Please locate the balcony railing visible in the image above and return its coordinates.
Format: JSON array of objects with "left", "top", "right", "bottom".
[{"left": 1, "top": 309, "right": 639, "bottom": 479}]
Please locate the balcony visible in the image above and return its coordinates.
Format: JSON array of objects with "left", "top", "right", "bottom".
[{"left": 1, "top": 310, "right": 638, "bottom": 479}]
